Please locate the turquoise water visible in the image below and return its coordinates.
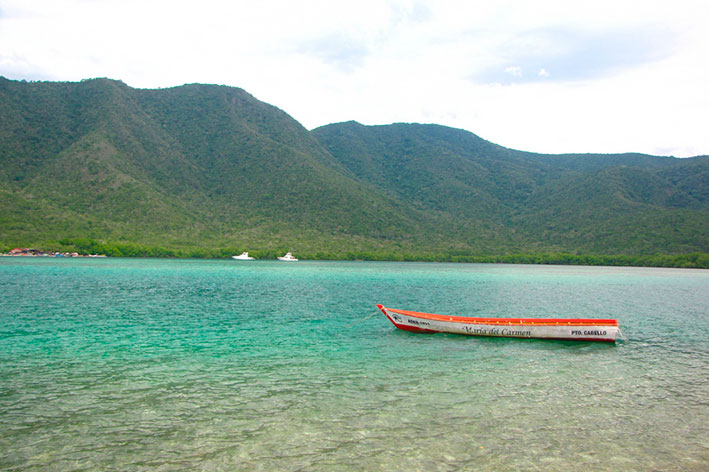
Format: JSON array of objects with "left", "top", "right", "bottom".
[{"left": 1, "top": 258, "right": 707, "bottom": 471}]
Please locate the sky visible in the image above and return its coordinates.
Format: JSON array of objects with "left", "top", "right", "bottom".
[{"left": 1, "top": 0, "right": 707, "bottom": 157}]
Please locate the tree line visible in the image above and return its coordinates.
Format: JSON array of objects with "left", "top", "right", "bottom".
[{"left": 3, "top": 239, "right": 706, "bottom": 269}]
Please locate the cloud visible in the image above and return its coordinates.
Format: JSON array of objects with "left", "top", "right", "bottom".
[
  {"left": 296, "top": 34, "right": 371, "bottom": 73},
  {"left": 472, "top": 26, "right": 678, "bottom": 85},
  {"left": 389, "top": 0, "right": 432, "bottom": 25},
  {"left": 504, "top": 66, "right": 523, "bottom": 77}
]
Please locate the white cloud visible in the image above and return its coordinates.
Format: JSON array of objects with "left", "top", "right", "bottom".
[
  {"left": 0, "top": 0, "right": 708, "bottom": 157},
  {"left": 504, "top": 66, "right": 523, "bottom": 77}
]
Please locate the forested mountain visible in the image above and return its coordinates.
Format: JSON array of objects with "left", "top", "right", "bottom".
[
  {"left": 312, "top": 122, "right": 708, "bottom": 255},
  {"left": 1, "top": 77, "right": 707, "bottom": 261},
  {"left": 0, "top": 77, "right": 426, "bottom": 255}
]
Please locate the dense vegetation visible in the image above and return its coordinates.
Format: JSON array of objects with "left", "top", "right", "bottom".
[
  {"left": 312, "top": 122, "right": 709, "bottom": 255},
  {"left": 1, "top": 77, "right": 707, "bottom": 267}
]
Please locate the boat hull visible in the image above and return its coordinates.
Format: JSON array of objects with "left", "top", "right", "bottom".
[{"left": 377, "top": 305, "right": 619, "bottom": 342}]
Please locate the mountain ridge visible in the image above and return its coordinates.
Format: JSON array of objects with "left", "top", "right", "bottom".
[{"left": 1, "top": 77, "right": 707, "bottom": 260}]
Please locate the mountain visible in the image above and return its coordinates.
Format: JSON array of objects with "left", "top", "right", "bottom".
[
  {"left": 0, "top": 78, "right": 428, "bottom": 255},
  {"left": 1, "top": 77, "right": 707, "bottom": 260},
  {"left": 312, "top": 121, "right": 708, "bottom": 254}
]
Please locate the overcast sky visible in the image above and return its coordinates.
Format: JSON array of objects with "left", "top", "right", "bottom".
[{"left": 1, "top": 0, "right": 707, "bottom": 157}]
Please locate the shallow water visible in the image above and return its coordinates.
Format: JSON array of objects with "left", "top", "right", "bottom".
[{"left": 1, "top": 258, "right": 707, "bottom": 470}]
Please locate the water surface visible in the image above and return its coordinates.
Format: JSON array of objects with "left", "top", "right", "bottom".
[{"left": 1, "top": 258, "right": 707, "bottom": 470}]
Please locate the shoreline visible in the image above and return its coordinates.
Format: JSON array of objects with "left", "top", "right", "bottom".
[{"left": 2, "top": 251, "right": 707, "bottom": 269}]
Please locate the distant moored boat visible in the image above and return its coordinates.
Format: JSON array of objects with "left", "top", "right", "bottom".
[
  {"left": 277, "top": 252, "right": 298, "bottom": 261},
  {"left": 377, "top": 305, "right": 620, "bottom": 342},
  {"left": 232, "top": 252, "right": 255, "bottom": 260}
]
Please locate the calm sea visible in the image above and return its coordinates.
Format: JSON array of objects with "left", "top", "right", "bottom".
[{"left": 1, "top": 258, "right": 707, "bottom": 471}]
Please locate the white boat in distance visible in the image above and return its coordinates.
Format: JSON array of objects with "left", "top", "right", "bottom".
[
  {"left": 232, "top": 252, "right": 255, "bottom": 260},
  {"left": 277, "top": 252, "right": 298, "bottom": 261}
]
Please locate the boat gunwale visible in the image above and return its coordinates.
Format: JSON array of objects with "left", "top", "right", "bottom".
[{"left": 378, "top": 305, "right": 619, "bottom": 327}]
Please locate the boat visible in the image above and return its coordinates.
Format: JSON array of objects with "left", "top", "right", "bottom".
[
  {"left": 277, "top": 252, "right": 298, "bottom": 261},
  {"left": 232, "top": 252, "right": 255, "bottom": 260},
  {"left": 377, "top": 305, "right": 620, "bottom": 342}
]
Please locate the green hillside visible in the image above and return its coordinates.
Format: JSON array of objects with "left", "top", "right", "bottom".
[
  {"left": 0, "top": 78, "right": 429, "bottom": 256},
  {"left": 312, "top": 121, "right": 709, "bottom": 255},
  {"left": 1, "top": 77, "right": 707, "bottom": 265}
]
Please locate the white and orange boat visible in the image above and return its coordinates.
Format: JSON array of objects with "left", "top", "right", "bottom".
[{"left": 377, "top": 305, "right": 620, "bottom": 342}]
